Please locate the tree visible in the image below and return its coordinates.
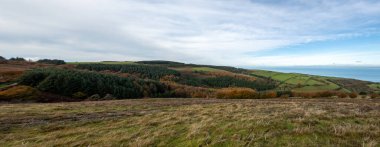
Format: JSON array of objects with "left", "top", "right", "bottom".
[
  {"left": 37, "top": 59, "right": 66, "bottom": 65},
  {"left": 9, "top": 57, "right": 26, "bottom": 61}
]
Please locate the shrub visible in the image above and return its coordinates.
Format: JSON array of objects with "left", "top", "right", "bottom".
[
  {"left": 370, "top": 93, "right": 379, "bottom": 99},
  {"left": 72, "top": 92, "right": 87, "bottom": 99},
  {"left": 162, "top": 81, "right": 215, "bottom": 98},
  {"left": 216, "top": 88, "right": 257, "bottom": 99},
  {"left": 291, "top": 91, "right": 350, "bottom": 98},
  {"left": 277, "top": 91, "right": 293, "bottom": 97},
  {"left": 259, "top": 91, "right": 277, "bottom": 98},
  {"left": 88, "top": 94, "right": 101, "bottom": 100},
  {"left": 337, "top": 92, "right": 348, "bottom": 98},
  {"left": 103, "top": 94, "right": 116, "bottom": 100},
  {"left": 280, "top": 94, "right": 290, "bottom": 98},
  {"left": 0, "top": 86, "right": 40, "bottom": 101},
  {"left": 349, "top": 92, "right": 358, "bottom": 98},
  {"left": 292, "top": 92, "right": 313, "bottom": 98},
  {"left": 317, "top": 91, "right": 335, "bottom": 98},
  {"left": 359, "top": 91, "right": 367, "bottom": 95}
]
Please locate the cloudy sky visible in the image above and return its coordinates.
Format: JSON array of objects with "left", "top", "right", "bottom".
[{"left": 1, "top": 0, "right": 380, "bottom": 66}]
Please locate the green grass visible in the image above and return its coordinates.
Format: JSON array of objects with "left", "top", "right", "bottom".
[
  {"left": 271, "top": 73, "right": 298, "bottom": 81},
  {"left": 0, "top": 82, "right": 12, "bottom": 89},
  {"left": 0, "top": 84, "right": 6, "bottom": 89},
  {"left": 369, "top": 83, "right": 380, "bottom": 90},
  {"left": 305, "top": 77, "right": 325, "bottom": 85},
  {"left": 251, "top": 70, "right": 280, "bottom": 78},
  {"left": 251, "top": 70, "right": 344, "bottom": 92},
  {"left": 0, "top": 98, "right": 379, "bottom": 146},
  {"left": 68, "top": 61, "right": 136, "bottom": 65},
  {"left": 293, "top": 80, "right": 341, "bottom": 92}
]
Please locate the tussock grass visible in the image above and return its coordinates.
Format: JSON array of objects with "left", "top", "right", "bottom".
[{"left": 0, "top": 98, "right": 379, "bottom": 146}]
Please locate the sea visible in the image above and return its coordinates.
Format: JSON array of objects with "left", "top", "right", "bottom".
[{"left": 249, "top": 66, "right": 380, "bottom": 82}]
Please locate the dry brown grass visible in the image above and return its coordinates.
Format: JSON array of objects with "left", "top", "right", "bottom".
[
  {"left": 0, "top": 62, "right": 54, "bottom": 83},
  {"left": 0, "top": 86, "right": 40, "bottom": 101},
  {"left": 0, "top": 98, "right": 379, "bottom": 146}
]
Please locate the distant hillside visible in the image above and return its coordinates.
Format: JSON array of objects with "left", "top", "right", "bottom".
[{"left": 1, "top": 60, "right": 379, "bottom": 102}]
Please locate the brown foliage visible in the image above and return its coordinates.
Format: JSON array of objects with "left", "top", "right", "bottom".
[
  {"left": 0, "top": 86, "right": 40, "bottom": 102},
  {"left": 259, "top": 91, "right": 277, "bottom": 99},
  {"left": 337, "top": 92, "right": 348, "bottom": 98},
  {"left": 216, "top": 88, "right": 257, "bottom": 99},
  {"left": 349, "top": 92, "right": 358, "bottom": 98},
  {"left": 370, "top": 93, "right": 379, "bottom": 99},
  {"left": 0, "top": 71, "right": 24, "bottom": 82},
  {"left": 292, "top": 91, "right": 350, "bottom": 98},
  {"left": 163, "top": 81, "right": 215, "bottom": 98}
]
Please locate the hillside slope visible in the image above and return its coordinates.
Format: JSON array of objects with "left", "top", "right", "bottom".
[{"left": 1, "top": 60, "right": 379, "bottom": 101}]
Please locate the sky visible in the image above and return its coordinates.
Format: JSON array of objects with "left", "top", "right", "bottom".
[{"left": 0, "top": 0, "right": 380, "bottom": 66}]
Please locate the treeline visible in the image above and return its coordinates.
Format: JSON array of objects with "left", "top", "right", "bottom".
[
  {"left": 9, "top": 57, "right": 26, "bottom": 61},
  {"left": 0, "top": 57, "right": 66, "bottom": 65},
  {"left": 178, "top": 76, "right": 276, "bottom": 91},
  {"left": 76, "top": 64, "right": 180, "bottom": 79},
  {"left": 137, "top": 60, "right": 248, "bottom": 74},
  {"left": 0, "top": 57, "right": 26, "bottom": 63},
  {"left": 37, "top": 59, "right": 66, "bottom": 65},
  {"left": 19, "top": 68, "right": 170, "bottom": 99},
  {"left": 136, "top": 60, "right": 185, "bottom": 66}
]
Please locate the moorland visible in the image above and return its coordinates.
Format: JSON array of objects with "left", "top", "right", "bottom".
[{"left": 0, "top": 57, "right": 379, "bottom": 146}]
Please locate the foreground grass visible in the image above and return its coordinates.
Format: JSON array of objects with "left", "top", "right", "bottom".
[{"left": 0, "top": 98, "right": 379, "bottom": 146}]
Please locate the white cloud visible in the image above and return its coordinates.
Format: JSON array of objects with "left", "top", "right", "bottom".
[
  {"left": 247, "top": 51, "right": 380, "bottom": 66},
  {"left": 0, "top": 0, "right": 379, "bottom": 66}
]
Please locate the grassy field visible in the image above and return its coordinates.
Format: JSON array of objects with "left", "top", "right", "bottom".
[
  {"left": 1, "top": 98, "right": 379, "bottom": 146},
  {"left": 251, "top": 70, "right": 344, "bottom": 92},
  {"left": 370, "top": 83, "right": 380, "bottom": 90}
]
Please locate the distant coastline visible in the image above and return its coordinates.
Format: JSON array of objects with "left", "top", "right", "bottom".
[{"left": 250, "top": 66, "right": 380, "bottom": 82}]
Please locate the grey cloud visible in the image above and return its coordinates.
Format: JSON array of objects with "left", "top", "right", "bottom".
[{"left": 0, "top": 0, "right": 379, "bottom": 65}]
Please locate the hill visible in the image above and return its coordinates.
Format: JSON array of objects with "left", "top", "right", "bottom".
[
  {"left": 1, "top": 60, "right": 380, "bottom": 146},
  {"left": 0, "top": 60, "right": 379, "bottom": 102}
]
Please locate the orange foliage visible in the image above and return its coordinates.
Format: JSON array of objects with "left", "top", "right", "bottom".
[
  {"left": 370, "top": 93, "right": 380, "bottom": 99},
  {"left": 349, "top": 92, "right": 358, "bottom": 98},
  {"left": 216, "top": 88, "right": 257, "bottom": 99},
  {"left": 0, "top": 86, "right": 40, "bottom": 101},
  {"left": 292, "top": 91, "right": 350, "bottom": 98},
  {"left": 259, "top": 91, "right": 277, "bottom": 98},
  {"left": 0, "top": 71, "right": 24, "bottom": 82},
  {"left": 163, "top": 81, "right": 215, "bottom": 98}
]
